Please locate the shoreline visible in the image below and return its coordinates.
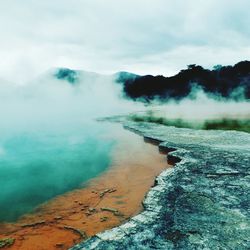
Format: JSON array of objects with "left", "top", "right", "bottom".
[
  {"left": 72, "top": 121, "right": 250, "bottom": 249},
  {"left": 0, "top": 124, "right": 171, "bottom": 250}
]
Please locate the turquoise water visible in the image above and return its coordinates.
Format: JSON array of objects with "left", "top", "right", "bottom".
[{"left": 0, "top": 122, "right": 115, "bottom": 222}]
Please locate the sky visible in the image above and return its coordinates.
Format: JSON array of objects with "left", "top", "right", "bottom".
[{"left": 0, "top": 0, "right": 250, "bottom": 82}]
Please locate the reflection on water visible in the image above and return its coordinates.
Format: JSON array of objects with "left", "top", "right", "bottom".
[{"left": 0, "top": 122, "right": 115, "bottom": 222}]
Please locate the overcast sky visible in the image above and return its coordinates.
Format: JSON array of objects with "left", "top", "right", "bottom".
[{"left": 0, "top": 0, "right": 250, "bottom": 82}]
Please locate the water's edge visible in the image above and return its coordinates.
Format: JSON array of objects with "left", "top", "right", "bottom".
[
  {"left": 71, "top": 121, "right": 250, "bottom": 250},
  {"left": 0, "top": 122, "right": 170, "bottom": 250}
]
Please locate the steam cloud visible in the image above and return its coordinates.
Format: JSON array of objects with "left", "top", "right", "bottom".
[
  {"left": 0, "top": 70, "right": 144, "bottom": 134},
  {"left": 0, "top": 68, "right": 249, "bottom": 222},
  {"left": 152, "top": 86, "right": 250, "bottom": 120},
  {"left": 0, "top": 71, "right": 143, "bottom": 222},
  {"left": 129, "top": 86, "right": 250, "bottom": 133}
]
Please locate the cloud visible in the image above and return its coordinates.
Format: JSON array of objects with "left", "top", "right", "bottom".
[{"left": 0, "top": 0, "right": 250, "bottom": 82}]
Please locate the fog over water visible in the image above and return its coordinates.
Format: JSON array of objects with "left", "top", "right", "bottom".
[
  {"left": 0, "top": 72, "right": 142, "bottom": 222},
  {"left": 0, "top": 69, "right": 249, "bottom": 222},
  {"left": 0, "top": 0, "right": 250, "bottom": 234}
]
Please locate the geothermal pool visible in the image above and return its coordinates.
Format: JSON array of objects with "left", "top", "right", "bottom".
[
  {"left": 0, "top": 121, "right": 116, "bottom": 222},
  {"left": 0, "top": 122, "right": 170, "bottom": 250}
]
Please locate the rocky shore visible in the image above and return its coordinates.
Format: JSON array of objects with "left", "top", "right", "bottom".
[{"left": 71, "top": 121, "right": 250, "bottom": 250}]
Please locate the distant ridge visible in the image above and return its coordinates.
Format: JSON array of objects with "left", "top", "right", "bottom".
[
  {"left": 114, "top": 71, "right": 140, "bottom": 83},
  {"left": 54, "top": 68, "right": 101, "bottom": 84},
  {"left": 117, "top": 61, "right": 250, "bottom": 101},
  {"left": 52, "top": 61, "right": 250, "bottom": 101},
  {"left": 55, "top": 68, "right": 79, "bottom": 84}
]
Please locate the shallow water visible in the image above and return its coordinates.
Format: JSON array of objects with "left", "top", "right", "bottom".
[
  {"left": 0, "top": 121, "right": 117, "bottom": 222},
  {"left": 0, "top": 123, "right": 170, "bottom": 250}
]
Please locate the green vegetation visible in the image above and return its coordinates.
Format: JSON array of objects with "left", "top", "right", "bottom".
[
  {"left": 129, "top": 113, "right": 250, "bottom": 133},
  {"left": 203, "top": 119, "right": 250, "bottom": 132}
]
